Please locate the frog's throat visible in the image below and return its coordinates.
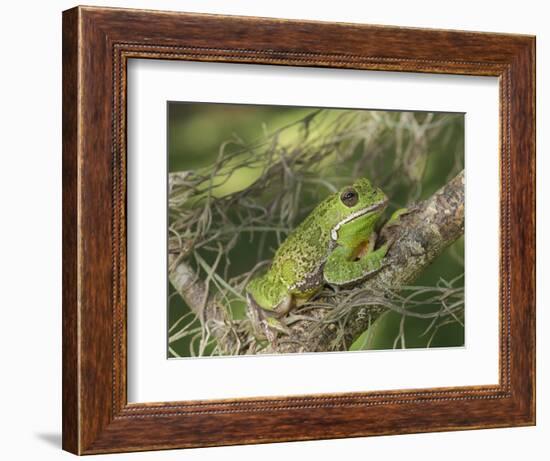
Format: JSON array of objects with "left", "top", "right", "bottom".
[{"left": 330, "top": 199, "right": 388, "bottom": 241}]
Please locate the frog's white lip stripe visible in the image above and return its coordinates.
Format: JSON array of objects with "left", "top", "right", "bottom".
[{"left": 330, "top": 199, "right": 388, "bottom": 241}]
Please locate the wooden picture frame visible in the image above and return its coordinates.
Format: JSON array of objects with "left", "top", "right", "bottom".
[{"left": 62, "top": 5, "right": 535, "bottom": 455}]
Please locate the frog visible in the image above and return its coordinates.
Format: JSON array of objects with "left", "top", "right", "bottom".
[{"left": 245, "top": 178, "right": 390, "bottom": 333}]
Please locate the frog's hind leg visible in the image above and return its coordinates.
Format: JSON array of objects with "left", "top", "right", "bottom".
[{"left": 246, "top": 281, "right": 293, "bottom": 345}]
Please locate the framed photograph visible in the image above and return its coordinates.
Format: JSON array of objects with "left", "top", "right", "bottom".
[{"left": 62, "top": 6, "right": 535, "bottom": 454}]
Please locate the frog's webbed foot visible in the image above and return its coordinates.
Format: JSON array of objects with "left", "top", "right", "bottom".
[
  {"left": 262, "top": 317, "right": 291, "bottom": 346},
  {"left": 385, "top": 207, "right": 410, "bottom": 227},
  {"left": 384, "top": 205, "right": 422, "bottom": 231},
  {"left": 377, "top": 206, "right": 417, "bottom": 253}
]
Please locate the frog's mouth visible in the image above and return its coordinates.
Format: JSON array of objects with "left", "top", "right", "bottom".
[{"left": 330, "top": 198, "right": 388, "bottom": 241}]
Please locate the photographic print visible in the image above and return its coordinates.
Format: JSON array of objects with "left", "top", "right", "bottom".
[{"left": 167, "top": 102, "right": 465, "bottom": 358}]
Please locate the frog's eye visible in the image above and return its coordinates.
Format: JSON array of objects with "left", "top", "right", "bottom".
[{"left": 340, "top": 188, "right": 358, "bottom": 207}]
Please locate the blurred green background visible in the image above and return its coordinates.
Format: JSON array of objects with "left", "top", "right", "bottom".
[{"left": 168, "top": 102, "right": 464, "bottom": 357}]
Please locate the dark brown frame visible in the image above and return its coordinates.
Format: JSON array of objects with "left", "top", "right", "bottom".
[{"left": 62, "top": 5, "right": 536, "bottom": 455}]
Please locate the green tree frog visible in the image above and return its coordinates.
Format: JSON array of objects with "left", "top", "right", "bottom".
[{"left": 246, "top": 178, "right": 389, "bottom": 322}]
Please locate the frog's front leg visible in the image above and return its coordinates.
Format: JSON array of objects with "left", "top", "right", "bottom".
[{"left": 323, "top": 242, "right": 388, "bottom": 286}]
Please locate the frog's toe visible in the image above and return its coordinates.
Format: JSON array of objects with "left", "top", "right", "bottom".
[
  {"left": 266, "top": 317, "right": 291, "bottom": 335},
  {"left": 386, "top": 207, "right": 409, "bottom": 227}
]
